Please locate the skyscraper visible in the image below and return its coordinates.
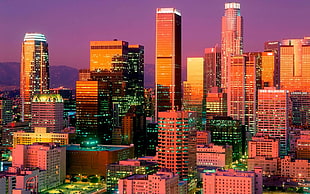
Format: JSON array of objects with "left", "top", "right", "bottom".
[
  {"left": 20, "top": 33, "right": 50, "bottom": 122},
  {"left": 155, "top": 8, "right": 182, "bottom": 114},
  {"left": 221, "top": 2, "right": 243, "bottom": 89},
  {"left": 157, "top": 111, "right": 197, "bottom": 182},
  {"left": 280, "top": 37, "right": 310, "bottom": 92},
  {"left": 204, "top": 46, "right": 221, "bottom": 93}
]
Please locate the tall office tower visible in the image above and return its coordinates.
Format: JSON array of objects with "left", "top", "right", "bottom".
[
  {"left": 155, "top": 8, "right": 182, "bottom": 113},
  {"left": 183, "top": 57, "right": 204, "bottom": 115},
  {"left": 261, "top": 51, "right": 279, "bottom": 88},
  {"left": 205, "top": 87, "right": 227, "bottom": 120},
  {"left": 257, "top": 88, "right": 290, "bottom": 156},
  {"left": 0, "top": 98, "right": 13, "bottom": 125},
  {"left": 208, "top": 116, "right": 246, "bottom": 161},
  {"left": 76, "top": 80, "right": 112, "bottom": 144},
  {"left": 90, "top": 40, "right": 128, "bottom": 71},
  {"left": 280, "top": 38, "right": 310, "bottom": 92},
  {"left": 31, "top": 94, "right": 64, "bottom": 132},
  {"left": 204, "top": 46, "right": 221, "bottom": 92},
  {"left": 228, "top": 53, "right": 262, "bottom": 135},
  {"left": 157, "top": 111, "right": 197, "bottom": 181},
  {"left": 221, "top": 2, "right": 243, "bottom": 89},
  {"left": 20, "top": 33, "right": 50, "bottom": 122},
  {"left": 146, "top": 122, "right": 158, "bottom": 156},
  {"left": 291, "top": 91, "right": 310, "bottom": 127}
]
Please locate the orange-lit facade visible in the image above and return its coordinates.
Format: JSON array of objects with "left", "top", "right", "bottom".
[
  {"left": 206, "top": 87, "right": 227, "bottom": 120},
  {"left": 261, "top": 51, "right": 279, "bottom": 88},
  {"left": 20, "top": 33, "right": 50, "bottom": 122},
  {"left": 90, "top": 40, "right": 128, "bottom": 71},
  {"left": 228, "top": 53, "right": 261, "bottom": 135},
  {"left": 183, "top": 57, "right": 204, "bottom": 114},
  {"left": 221, "top": 2, "right": 243, "bottom": 89},
  {"left": 155, "top": 8, "right": 182, "bottom": 113},
  {"left": 280, "top": 38, "right": 310, "bottom": 92}
]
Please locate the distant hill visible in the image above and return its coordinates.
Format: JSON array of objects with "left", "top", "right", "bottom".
[{"left": 0, "top": 62, "right": 78, "bottom": 90}]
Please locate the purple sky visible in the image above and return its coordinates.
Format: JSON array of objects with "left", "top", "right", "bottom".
[{"left": 1, "top": 0, "right": 310, "bottom": 70}]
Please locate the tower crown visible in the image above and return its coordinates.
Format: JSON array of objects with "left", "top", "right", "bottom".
[{"left": 24, "top": 33, "right": 47, "bottom": 42}]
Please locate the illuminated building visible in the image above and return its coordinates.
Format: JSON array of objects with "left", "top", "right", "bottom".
[
  {"left": 20, "top": 33, "right": 49, "bottom": 122},
  {"left": 206, "top": 87, "right": 227, "bottom": 120},
  {"left": 13, "top": 127, "right": 70, "bottom": 148},
  {"left": 248, "top": 135, "right": 280, "bottom": 158},
  {"left": 157, "top": 111, "right": 197, "bottom": 182},
  {"left": 144, "top": 88, "right": 155, "bottom": 118},
  {"left": 290, "top": 91, "right": 310, "bottom": 127},
  {"left": 146, "top": 122, "right": 158, "bottom": 156},
  {"left": 203, "top": 168, "right": 263, "bottom": 194},
  {"left": 280, "top": 38, "right": 310, "bottom": 92},
  {"left": 66, "top": 144, "right": 134, "bottom": 178},
  {"left": 118, "top": 169, "right": 179, "bottom": 194},
  {"left": 90, "top": 40, "right": 128, "bottom": 71},
  {"left": 107, "top": 159, "right": 158, "bottom": 193},
  {"left": 257, "top": 88, "right": 290, "bottom": 156},
  {"left": 75, "top": 80, "right": 112, "bottom": 144},
  {"left": 196, "top": 131, "right": 211, "bottom": 145},
  {"left": 247, "top": 157, "right": 279, "bottom": 176},
  {"left": 228, "top": 53, "right": 262, "bottom": 135},
  {"left": 31, "top": 94, "right": 64, "bottom": 132},
  {"left": 12, "top": 143, "right": 66, "bottom": 191},
  {"left": 0, "top": 98, "right": 13, "bottom": 125},
  {"left": 296, "top": 132, "right": 310, "bottom": 159},
  {"left": 208, "top": 116, "right": 246, "bottom": 161},
  {"left": 204, "top": 46, "right": 221, "bottom": 92},
  {"left": 221, "top": 2, "right": 243, "bottom": 89},
  {"left": 281, "top": 156, "right": 310, "bottom": 181},
  {"left": 197, "top": 143, "right": 232, "bottom": 168},
  {"left": 155, "top": 8, "right": 182, "bottom": 113},
  {"left": 1, "top": 122, "right": 30, "bottom": 147},
  {"left": 183, "top": 57, "right": 204, "bottom": 125},
  {"left": 261, "top": 51, "right": 280, "bottom": 88}
]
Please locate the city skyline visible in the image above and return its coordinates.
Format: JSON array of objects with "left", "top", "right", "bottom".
[{"left": 1, "top": 0, "right": 310, "bottom": 70}]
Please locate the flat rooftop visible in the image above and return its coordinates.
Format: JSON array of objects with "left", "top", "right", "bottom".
[{"left": 66, "top": 144, "right": 133, "bottom": 152}]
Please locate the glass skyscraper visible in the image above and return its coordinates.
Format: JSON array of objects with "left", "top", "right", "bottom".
[{"left": 20, "top": 33, "right": 50, "bottom": 122}]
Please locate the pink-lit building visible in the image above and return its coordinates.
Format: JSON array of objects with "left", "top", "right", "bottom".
[
  {"left": 280, "top": 156, "right": 310, "bottom": 181},
  {"left": 204, "top": 46, "right": 221, "bottom": 92},
  {"left": 248, "top": 135, "right": 280, "bottom": 158},
  {"left": 196, "top": 131, "right": 211, "bottom": 145},
  {"left": 247, "top": 157, "right": 279, "bottom": 176},
  {"left": 203, "top": 168, "right": 263, "bottom": 194},
  {"left": 12, "top": 143, "right": 66, "bottom": 191},
  {"left": 257, "top": 87, "right": 290, "bottom": 156},
  {"left": 31, "top": 94, "right": 64, "bottom": 132},
  {"left": 118, "top": 169, "right": 179, "bottom": 194},
  {"left": 221, "top": 2, "right": 243, "bottom": 89},
  {"left": 296, "top": 132, "right": 310, "bottom": 159},
  {"left": 197, "top": 143, "right": 232, "bottom": 168},
  {"left": 157, "top": 111, "right": 197, "bottom": 182}
]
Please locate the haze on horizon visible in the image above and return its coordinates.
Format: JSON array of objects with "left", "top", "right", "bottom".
[{"left": 0, "top": 0, "right": 310, "bottom": 69}]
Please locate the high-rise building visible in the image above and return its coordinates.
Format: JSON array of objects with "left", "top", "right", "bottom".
[
  {"left": 221, "top": 2, "right": 243, "bottom": 89},
  {"left": 155, "top": 8, "right": 182, "bottom": 113},
  {"left": 261, "top": 51, "right": 280, "bottom": 88},
  {"left": 257, "top": 88, "right": 290, "bottom": 156},
  {"left": 280, "top": 37, "right": 310, "bottom": 92},
  {"left": 0, "top": 98, "right": 13, "bottom": 125},
  {"left": 20, "top": 33, "right": 50, "bottom": 122},
  {"left": 290, "top": 91, "right": 310, "bottom": 127},
  {"left": 204, "top": 46, "right": 221, "bottom": 92},
  {"left": 205, "top": 87, "right": 227, "bottom": 120},
  {"left": 157, "top": 111, "right": 197, "bottom": 182},
  {"left": 183, "top": 57, "right": 204, "bottom": 115},
  {"left": 31, "top": 94, "right": 64, "bottom": 132},
  {"left": 228, "top": 53, "right": 262, "bottom": 135}
]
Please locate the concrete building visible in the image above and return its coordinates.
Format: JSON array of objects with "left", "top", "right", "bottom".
[
  {"left": 106, "top": 159, "right": 158, "bottom": 193},
  {"left": 118, "top": 169, "right": 180, "bottom": 194},
  {"left": 280, "top": 156, "right": 310, "bottom": 181},
  {"left": 31, "top": 94, "right": 64, "bottom": 132},
  {"left": 296, "top": 132, "right": 310, "bottom": 159},
  {"left": 13, "top": 127, "right": 70, "bottom": 148},
  {"left": 0, "top": 98, "right": 13, "bottom": 125},
  {"left": 248, "top": 135, "right": 280, "bottom": 158},
  {"left": 203, "top": 168, "right": 263, "bottom": 194},
  {"left": 12, "top": 143, "right": 66, "bottom": 191},
  {"left": 197, "top": 143, "right": 232, "bottom": 168},
  {"left": 196, "top": 131, "right": 211, "bottom": 145},
  {"left": 247, "top": 157, "right": 279, "bottom": 176}
]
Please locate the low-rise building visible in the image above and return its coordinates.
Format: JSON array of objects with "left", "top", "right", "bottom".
[
  {"left": 118, "top": 169, "right": 180, "bottom": 194},
  {"left": 197, "top": 143, "right": 232, "bottom": 168},
  {"left": 280, "top": 156, "right": 310, "bottom": 181},
  {"left": 203, "top": 168, "right": 263, "bottom": 194},
  {"left": 247, "top": 157, "right": 279, "bottom": 176}
]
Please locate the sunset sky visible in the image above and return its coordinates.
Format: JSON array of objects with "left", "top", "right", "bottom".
[{"left": 1, "top": 0, "right": 310, "bottom": 69}]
